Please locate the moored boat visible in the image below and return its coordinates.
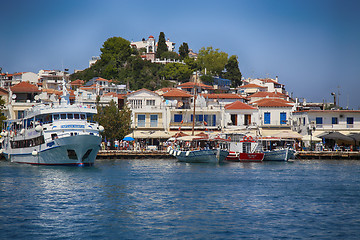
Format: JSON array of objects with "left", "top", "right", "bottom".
[
  {"left": 0, "top": 81, "right": 104, "bottom": 166},
  {"left": 226, "top": 135, "right": 264, "bottom": 162},
  {"left": 263, "top": 148, "right": 295, "bottom": 161},
  {"left": 168, "top": 135, "right": 229, "bottom": 163}
]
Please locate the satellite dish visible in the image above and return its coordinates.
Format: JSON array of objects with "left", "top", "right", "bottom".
[{"left": 12, "top": 94, "right": 17, "bottom": 100}]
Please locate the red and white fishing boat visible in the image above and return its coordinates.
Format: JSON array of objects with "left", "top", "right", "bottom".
[{"left": 226, "top": 135, "right": 264, "bottom": 162}]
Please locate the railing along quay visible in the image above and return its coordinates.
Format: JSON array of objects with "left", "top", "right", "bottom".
[
  {"left": 295, "top": 151, "right": 360, "bottom": 160},
  {"left": 96, "top": 150, "right": 176, "bottom": 159}
]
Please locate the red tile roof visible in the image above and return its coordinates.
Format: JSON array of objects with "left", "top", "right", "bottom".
[
  {"left": 252, "top": 98, "right": 293, "bottom": 107},
  {"left": 0, "top": 87, "right": 9, "bottom": 96},
  {"left": 10, "top": 82, "right": 41, "bottom": 93},
  {"left": 260, "top": 78, "right": 284, "bottom": 85},
  {"left": 249, "top": 91, "right": 286, "bottom": 99},
  {"left": 163, "top": 89, "right": 193, "bottom": 98},
  {"left": 239, "top": 83, "right": 267, "bottom": 89},
  {"left": 225, "top": 101, "right": 257, "bottom": 110},
  {"left": 201, "top": 93, "right": 244, "bottom": 99},
  {"left": 70, "top": 79, "right": 85, "bottom": 86},
  {"left": 178, "top": 82, "right": 214, "bottom": 90}
]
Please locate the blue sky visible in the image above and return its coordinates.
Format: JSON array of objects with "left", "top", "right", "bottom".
[{"left": 1, "top": 0, "right": 360, "bottom": 109}]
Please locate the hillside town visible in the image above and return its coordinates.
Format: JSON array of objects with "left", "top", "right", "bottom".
[{"left": 1, "top": 35, "right": 360, "bottom": 153}]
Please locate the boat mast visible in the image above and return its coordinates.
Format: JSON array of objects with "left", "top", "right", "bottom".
[{"left": 192, "top": 73, "right": 197, "bottom": 136}]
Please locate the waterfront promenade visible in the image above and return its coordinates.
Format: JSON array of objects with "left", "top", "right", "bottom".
[{"left": 96, "top": 150, "right": 360, "bottom": 160}]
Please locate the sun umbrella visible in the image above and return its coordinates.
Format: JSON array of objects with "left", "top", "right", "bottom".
[
  {"left": 318, "top": 132, "right": 353, "bottom": 141},
  {"left": 123, "top": 136, "right": 135, "bottom": 141}
]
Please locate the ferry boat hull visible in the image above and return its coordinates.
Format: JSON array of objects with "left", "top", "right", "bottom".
[{"left": 3, "top": 134, "right": 101, "bottom": 165}]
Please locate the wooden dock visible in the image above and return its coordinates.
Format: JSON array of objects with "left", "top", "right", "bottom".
[
  {"left": 295, "top": 151, "right": 360, "bottom": 160},
  {"left": 96, "top": 150, "right": 176, "bottom": 159}
]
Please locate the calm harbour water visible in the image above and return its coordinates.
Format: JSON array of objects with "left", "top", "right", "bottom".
[{"left": 1, "top": 159, "right": 360, "bottom": 239}]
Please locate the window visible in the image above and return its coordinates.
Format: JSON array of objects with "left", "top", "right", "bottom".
[
  {"left": 244, "top": 114, "right": 251, "bottom": 126},
  {"left": 17, "top": 111, "right": 25, "bottom": 119},
  {"left": 150, "top": 115, "right": 158, "bottom": 127},
  {"left": 146, "top": 99, "right": 155, "bottom": 106},
  {"left": 280, "top": 112, "right": 287, "bottom": 125},
  {"left": 316, "top": 117, "right": 322, "bottom": 124},
  {"left": 174, "top": 114, "right": 183, "bottom": 122},
  {"left": 61, "top": 114, "right": 67, "bottom": 119},
  {"left": 264, "top": 112, "right": 270, "bottom": 124},
  {"left": 67, "top": 114, "right": 73, "bottom": 119},
  {"left": 53, "top": 114, "right": 60, "bottom": 121},
  {"left": 347, "top": 117, "right": 354, "bottom": 128},
  {"left": 80, "top": 114, "right": 86, "bottom": 120},
  {"left": 231, "top": 114, "right": 237, "bottom": 125},
  {"left": 130, "top": 99, "right": 143, "bottom": 109},
  {"left": 332, "top": 117, "right": 338, "bottom": 124},
  {"left": 74, "top": 114, "right": 80, "bottom": 119},
  {"left": 137, "top": 114, "right": 146, "bottom": 127}
]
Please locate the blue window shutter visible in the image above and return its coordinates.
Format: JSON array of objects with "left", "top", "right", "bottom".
[
  {"left": 264, "top": 112, "right": 270, "bottom": 124},
  {"left": 280, "top": 112, "right": 286, "bottom": 124},
  {"left": 213, "top": 115, "right": 216, "bottom": 126},
  {"left": 174, "top": 114, "right": 182, "bottom": 122}
]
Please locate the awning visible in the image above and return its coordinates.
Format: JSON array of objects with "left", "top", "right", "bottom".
[
  {"left": 302, "top": 135, "right": 322, "bottom": 142},
  {"left": 125, "top": 130, "right": 172, "bottom": 139},
  {"left": 260, "top": 129, "right": 302, "bottom": 139}
]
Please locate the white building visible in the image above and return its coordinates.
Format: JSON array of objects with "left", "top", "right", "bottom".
[
  {"left": 38, "top": 70, "right": 69, "bottom": 90},
  {"left": 293, "top": 110, "right": 360, "bottom": 136},
  {"left": 131, "top": 35, "right": 176, "bottom": 54}
]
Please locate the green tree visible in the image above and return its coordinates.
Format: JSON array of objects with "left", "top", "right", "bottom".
[
  {"left": 184, "top": 57, "right": 199, "bottom": 72},
  {"left": 159, "top": 63, "right": 192, "bottom": 82},
  {"left": 156, "top": 32, "right": 168, "bottom": 59},
  {"left": 94, "top": 100, "right": 132, "bottom": 141},
  {"left": 179, "top": 42, "right": 189, "bottom": 60},
  {"left": 197, "top": 46, "right": 228, "bottom": 76},
  {"left": 100, "top": 36, "right": 132, "bottom": 67},
  {"left": 0, "top": 96, "right": 6, "bottom": 131},
  {"left": 161, "top": 51, "right": 180, "bottom": 60},
  {"left": 222, "top": 55, "right": 242, "bottom": 87}
]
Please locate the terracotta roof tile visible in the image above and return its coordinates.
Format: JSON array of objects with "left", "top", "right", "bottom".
[
  {"left": 178, "top": 82, "right": 214, "bottom": 90},
  {"left": 225, "top": 101, "right": 257, "bottom": 110},
  {"left": 249, "top": 91, "right": 286, "bottom": 98},
  {"left": 239, "top": 83, "right": 267, "bottom": 89},
  {"left": 201, "top": 93, "right": 244, "bottom": 99},
  {"left": 163, "top": 89, "right": 193, "bottom": 98},
  {"left": 252, "top": 98, "right": 293, "bottom": 107},
  {"left": 10, "top": 82, "right": 41, "bottom": 93}
]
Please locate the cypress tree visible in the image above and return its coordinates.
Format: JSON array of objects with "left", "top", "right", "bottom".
[{"left": 156, "top": 32, "right": 168, "bottom": 59}]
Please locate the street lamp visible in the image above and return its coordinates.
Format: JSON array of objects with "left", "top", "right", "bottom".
[{"left": 331, "top": 92, "right": 336, "bottom": 107}]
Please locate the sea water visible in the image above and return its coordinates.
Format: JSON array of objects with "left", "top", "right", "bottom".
[{"left": 1, "top": 159, "right": 360, "bottom": 239}]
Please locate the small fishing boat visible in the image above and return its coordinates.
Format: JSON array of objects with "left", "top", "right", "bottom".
[
  {"left": 168, "top": 135, "right": 229, "bottom": 163},
  {"left": 226, "top": 135, "right": 264, "bottom": 162},
  {"left": 259, "top": 137, "right": 296, "bottom": 161}
]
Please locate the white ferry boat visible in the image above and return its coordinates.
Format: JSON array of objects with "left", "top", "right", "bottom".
[{"left": 0, "top": 85, "right": 104, "bottom": 166}]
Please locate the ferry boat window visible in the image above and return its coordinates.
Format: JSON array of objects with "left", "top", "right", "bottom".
[
  {"left": 87, "top": 115, "right": 94, "bottom": 122},
  {"left": 61, "top": 114, "right": 66, "bottom": 119},
  {"left": 53, "top": 114, "right": 60, "bottom": 121},
  {"left": 68, "top": 114, "right": 74, "bottom": 119},
  {"left": 80, "top": 114, "right": 86, "bottom": 120},
  {"left": 74, "top": 114, "right": 80, "bottom": 119},
  {"left": 45, "top": 114, "right": 52, "bottom": 123}
]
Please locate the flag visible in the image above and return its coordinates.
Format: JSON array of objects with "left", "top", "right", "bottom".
[{"left": 181, "top": 120, "right": 184, "bottom": 124}]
